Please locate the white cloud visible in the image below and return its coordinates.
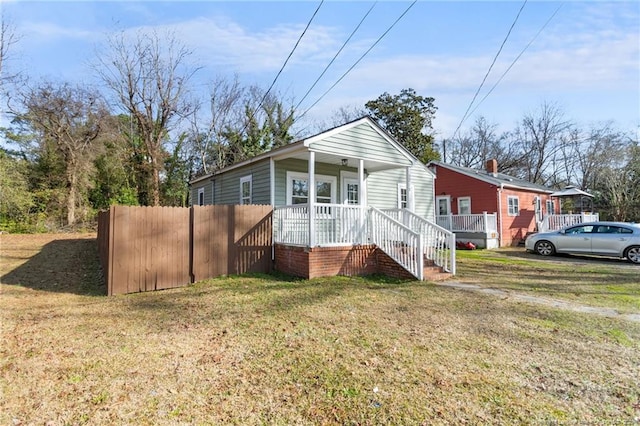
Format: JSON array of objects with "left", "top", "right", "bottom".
[
  {"left": 20, "top": 21, "right": 99, "bottom": 43},
  {"left": 151, "top": 16, "right": 362, "bottom": 74}
]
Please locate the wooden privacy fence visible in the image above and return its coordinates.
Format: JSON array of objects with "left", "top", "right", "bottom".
[{"left": 98, "top": 205, "right": 273, "bottom": 296}]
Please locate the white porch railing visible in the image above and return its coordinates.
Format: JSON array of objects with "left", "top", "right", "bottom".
[
  {"left": 382, "top": 209, "right": 455, "bottom": 274},
  {"left": 539, "top": 213, "right": 600, "bottom": 232},
  {"left": 273, "top": 204, "right": 368, "bottom": 246},
  {"left": 369, "top": 207, "right": 424, "bottom": 280},
  {"left": 274, "top": 205, "right": 456, "bottom": 279},
  {"left": 435, "top": 213, "right": 498, "bottom": 234},
  {"left": 273, "top": 204, "right": 309, "bottom": 246}
]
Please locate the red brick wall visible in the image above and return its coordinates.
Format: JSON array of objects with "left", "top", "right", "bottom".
[
  {"left": 274, "top": 244, "right": 378, "bottom": 279},
  {"left": 275, "top": 244, "right": 442, "bottom": 280},
  {"left": 374, "top": 249, "right": 416, "bottom": 280},
  {"left": 273, "top": 245, "right": 310, "bottom": 278}
]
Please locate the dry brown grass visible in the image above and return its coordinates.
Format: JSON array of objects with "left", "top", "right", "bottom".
[{"left": 1, "top": 234, "right": 639, "bottom": 425}]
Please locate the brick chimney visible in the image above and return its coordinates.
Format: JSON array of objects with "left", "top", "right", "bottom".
[{"left": 486, "top": 159, "right": 498, "bottom": 175}]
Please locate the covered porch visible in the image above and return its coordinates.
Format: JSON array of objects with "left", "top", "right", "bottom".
[
  {"left": 539, "top": 212, "right": 600, "bottom": 232},
  {"left": 435, "top": 213, "right": 499, "bottom": 249},
  {"left": 269, "top": 120, "right": 455, "bottom": 280},
  {"left": 273, "top": 204, "right": 455, "bottom": 280}
]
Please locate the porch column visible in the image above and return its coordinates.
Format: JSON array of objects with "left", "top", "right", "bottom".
[
  {"left": 358, "top": 159, "right": 365, "bottom": 244},
  {"left": 406, "top": 166, "right": 414, "bottom": 212},
  {"left": 358, "top": 159, "right": 365, "bottom": 205},
  {"left": 308, "top": 151, "right": 316, "bottom": 247}
]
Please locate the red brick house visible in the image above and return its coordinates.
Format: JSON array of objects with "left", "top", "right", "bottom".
[{"left": 428, "top": 160, "right": 557, "bottom": 246}]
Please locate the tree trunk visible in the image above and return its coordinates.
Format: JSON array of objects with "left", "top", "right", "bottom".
[
  {"left": 150, "top": 155, "right": 161, "bottom": 206},
  {"left": 67, "top": 172, "right": 77, "bottom": 226}
]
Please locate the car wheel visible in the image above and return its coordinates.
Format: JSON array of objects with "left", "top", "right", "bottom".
[
  {"left": 624, "top": 246, "right": 640, "bottom": 264},
  {"left": 534, "top": 240, "right": 555, "bottom": 256}
]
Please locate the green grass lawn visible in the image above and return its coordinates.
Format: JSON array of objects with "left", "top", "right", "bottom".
[
  {"left": 1, "top": 235, "right": 639, "bottom": 425},
  {"left": 455, "top": 247, "right": 640, "bottom": 313}
]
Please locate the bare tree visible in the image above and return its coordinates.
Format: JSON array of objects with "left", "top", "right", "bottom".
[
  {"left": 559, "top": 122, "right": 627, "bottom": 190},
  {"left": 186, "top": 79, "right": 296, "bottom": 176},
  {"left": 94, "top": 30, "right": 198, "bottom": 206},
  {"left": 0, "top": 11, "right": 20, "bottom": 88},
  {"left": 187, "top": 75, "right": 246, "bottom": 175},
  {"left": 443, "top": 116, "right": 532, "bottom": 177},
  {"left": 512, "top": 102, "right": 572, "bottom": 185},
  {"left": 21, "top": 81, "right": 108, "bottom": 225},
  {"left": 446, "top": 116, "right": 511, "bottom": 168},
  {"left": 596, "top": 140, "right": 640, "bottom": 221}
]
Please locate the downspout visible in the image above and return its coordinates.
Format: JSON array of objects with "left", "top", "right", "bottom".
[
  {"left": 497, "top": 184, "right": 504, "bottom": 247},
  {"left": 270, "top": 158, "right": 275, "bottom": 262},
  {"left": 430, "top": 165, "right": 436, "bottom": 222}
]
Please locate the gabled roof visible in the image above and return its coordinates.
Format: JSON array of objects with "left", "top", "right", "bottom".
[
  {"left": 429, "top": 161, "right": 554, "bottom": 194},
  {"left": 190, "top": 116, "right": 432, "bottom": 185}
]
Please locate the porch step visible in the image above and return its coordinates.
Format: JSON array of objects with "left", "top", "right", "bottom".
[{"left": 423, "top": 258, "right": 452, "bottom": 282}]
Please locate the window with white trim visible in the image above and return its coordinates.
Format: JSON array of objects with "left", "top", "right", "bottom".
[
  {"left": 286, "top": 172, "right": 336, "bottom": 205},
  {"left": 458, "top": 197, "right": 471, "bottom": 215},
  {"left": 507, "top": 196, "right": 519, "bottom": 216},
  {"left": 398, "top": 184, "right": 407, "bottom": 209},
  {"left": 240, "top": 175, "right": 252, "bottom": 205},
  {"left": 197, "top": 188, "right": 204, "bottom": 206}
]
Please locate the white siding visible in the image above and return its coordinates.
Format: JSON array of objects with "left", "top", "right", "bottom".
[
  {"left": 367, "top": 164, "right": 435, "bottom": 221},
  {"left": 309, "top": 122, "right": 412, "bottom": 167}
]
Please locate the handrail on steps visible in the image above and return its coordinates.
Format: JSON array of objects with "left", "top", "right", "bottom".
[
  {"left": 381, "top": 208, "right": 456, "bottom": 275},
  {"left": 369, "top": 207, "right": 424, "bottom": 280}
]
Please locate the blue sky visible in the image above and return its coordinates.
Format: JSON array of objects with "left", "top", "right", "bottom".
[{"left": 3, "top": 0, "right": 639, "bottom": 140}]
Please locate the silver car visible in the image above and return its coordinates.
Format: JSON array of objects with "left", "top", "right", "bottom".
[{"left": 525, "top": 221, "right": 640, "bottom": 264}]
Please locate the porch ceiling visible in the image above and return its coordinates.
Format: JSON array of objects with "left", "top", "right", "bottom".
[{"left": 276, "top": 148, "right": 409, "bottom": 172}]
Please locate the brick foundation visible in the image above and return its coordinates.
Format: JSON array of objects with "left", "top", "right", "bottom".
[
  {"left": 274, "top": 244, "right": 378, "bottom": 279},
  {"left": 374, "top": 248, "right": 417, "bottom": 280},
  {"left": 274, "top": 244, "right": 420, "bottom": 280}
]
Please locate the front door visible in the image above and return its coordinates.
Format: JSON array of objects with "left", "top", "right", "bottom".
[
  {"left": 436, "top": 196, "right": 451, "bottom": 216},
  {"left": 343, "top": 178, "right": 360, "bottom": 205},
  {"left": 341, "top": 175, "right": 365, "bottom": 243},
  {"left": 534, "top": 197, "right": 543, "bottom": 222}
]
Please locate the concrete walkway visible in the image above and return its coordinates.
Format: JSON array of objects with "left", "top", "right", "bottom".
[{"left": 438, "top": 281, "right": 640, "bottom": 323}]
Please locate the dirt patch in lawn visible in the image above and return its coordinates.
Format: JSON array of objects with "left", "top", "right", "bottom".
[
  {"left": 1, "top": 234, "right": 639, "bottom": 425},
  {"left": 440, "top": 281, "right": 640, "bottom": 323}
]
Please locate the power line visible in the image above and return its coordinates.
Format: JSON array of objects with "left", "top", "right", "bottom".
[
  {"left": 451, "top": 0, "right": 527, "bottom": 139},
  {"left": 466, "top": 3, "right": 564, "bottom": 119},
  {"left": 294, "top": 2, "right": 378, "bottom": 112},
  {"left": 258, "top": 0, "right": 324, "bottom": 113},
  {"left": 296, "top": 0, "right": 417, "bottom": 121},
  {"left": 238, "top": 0, "right": 323, "bottom": 138}
]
